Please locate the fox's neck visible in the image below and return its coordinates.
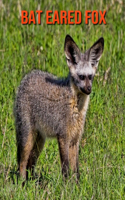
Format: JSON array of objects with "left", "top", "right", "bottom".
[
  {"left": 70, "top": 75, "right": 90, "bottom": 113},
  {"left": 59, "top": 72, "right": 90, "bottom": 113},
  {"left": 77, "top": 93, "right": 90, "bottom": 113},
  {"left": 57, "top": 75, "right": 70, "bottom": 87}
]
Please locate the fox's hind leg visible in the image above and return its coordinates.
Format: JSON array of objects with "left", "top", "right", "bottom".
[
  {"left": 17, "top": 130, "right": 36, "bottom": 180},
  {"left": 26, "top": 134, "right": 45, "bottom": 178}
]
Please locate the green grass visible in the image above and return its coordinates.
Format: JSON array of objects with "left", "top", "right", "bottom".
[{"left": 0, "top": 0, "right": 125, "bottom": 199}]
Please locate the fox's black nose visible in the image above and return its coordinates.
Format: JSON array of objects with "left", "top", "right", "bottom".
[{"left": 87, "top": 86, "right": 91, "bottom": 92}]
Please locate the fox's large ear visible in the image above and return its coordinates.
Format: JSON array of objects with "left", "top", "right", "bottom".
[
  {"left": 64, "top": 35, "right": 81, "bottom": 68},
  {"left": 88, "top": 37, "right": 104, "bottom": 71}
]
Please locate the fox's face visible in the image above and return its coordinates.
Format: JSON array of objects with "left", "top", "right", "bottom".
[{"left": 64, "top": 35, "right": 104, "bottom": 95}]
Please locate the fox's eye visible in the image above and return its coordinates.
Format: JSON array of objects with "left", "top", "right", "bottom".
[
  {"left": 79, "top": 75, "right": 85, "bottom": 80},
  {"left": 88, "top": 75, "right": 92, "bottom": 80}
]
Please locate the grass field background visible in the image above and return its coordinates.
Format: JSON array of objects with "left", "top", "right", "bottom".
[{"left": 0, "top": 0, "right": 125, "bottom": 199}]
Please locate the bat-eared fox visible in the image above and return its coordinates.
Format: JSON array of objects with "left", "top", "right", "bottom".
[{"left": 14, "top": 35, "right": 104, "bottom": 182}]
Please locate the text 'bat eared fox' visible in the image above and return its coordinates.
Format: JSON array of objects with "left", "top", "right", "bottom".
[{"left": 14, "top": 35, "right": 104, "bottom": 183}]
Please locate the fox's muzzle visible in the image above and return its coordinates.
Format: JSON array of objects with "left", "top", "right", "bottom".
[{"left": 80, "top": 86, "right": 91, "bottom": 95}]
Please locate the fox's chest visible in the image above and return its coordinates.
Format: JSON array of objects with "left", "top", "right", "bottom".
[
  {"left": 67, "top": 95, "right": 90, "bottom": 143},
  {"left": 69, "top": 94, "right": 90, "bottom": 120}
]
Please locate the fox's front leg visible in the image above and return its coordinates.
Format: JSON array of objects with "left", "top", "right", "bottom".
[
  {"left": 69, "top": 141, "right": 80, "bottom": 181},
  {"left": 57, "top": 135, "right": 69, "bottom": 178}
]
